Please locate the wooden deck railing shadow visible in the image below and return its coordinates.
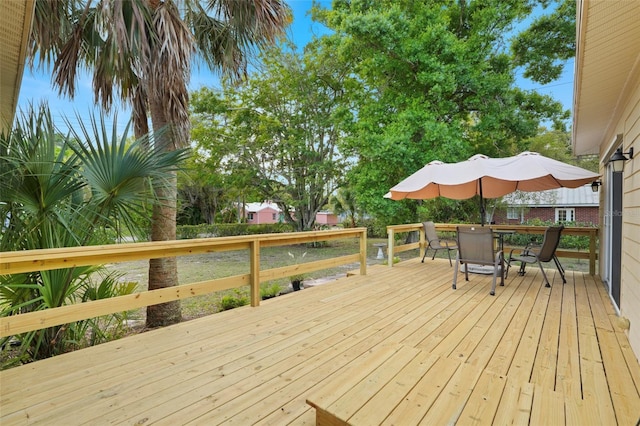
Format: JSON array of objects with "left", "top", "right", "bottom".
[
  {"left": 0, "top": 228, "right": 368, "bottom": 338},
  {"left": 387, "top": 223, "right": 599, "bottom": 275}
]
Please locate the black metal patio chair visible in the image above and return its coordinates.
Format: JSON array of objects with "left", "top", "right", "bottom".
[
  {"left": 421, "top": 221, "right": 457, "bottom": 266},
  {"left": 505, "top": 225, "right": 567, "bottom": 287}
]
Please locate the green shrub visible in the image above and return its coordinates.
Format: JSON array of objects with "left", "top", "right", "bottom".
[
  {"left": 218, "top": 290, "right": 249, "bottom": 311},
  {"left": 504, "top": 220, "right": 596, "bottom": 251},
  {"left": 260, "top": 283, "right": 282, "bottom": 299},
  {"left": 357, "top": 218, "right": 387, "bottom": 238},
  {"left": 177, "top": 224, "right": 205, "bottom": 239}
]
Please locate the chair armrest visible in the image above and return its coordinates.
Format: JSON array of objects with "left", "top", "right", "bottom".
[
  {"left": 436, "top": 239, "right": 456, "bottom": 249},
  {"left": 514, "top": 241, "right": 541, "bottom": 257},
  {"left": 523, "top": 243, "right": 541, "bottom": 256}
]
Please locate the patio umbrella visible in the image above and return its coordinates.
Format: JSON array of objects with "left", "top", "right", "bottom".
[{"left": 386, "top": 152, "right": 600, "bottom": 225}]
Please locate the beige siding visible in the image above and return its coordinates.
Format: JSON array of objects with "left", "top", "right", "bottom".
[
  {"left": 575, "top": 0, "right": 640, "bottom": 367},
  {"left": 618, "top": 78, "right": 640, "bottom": 359}
]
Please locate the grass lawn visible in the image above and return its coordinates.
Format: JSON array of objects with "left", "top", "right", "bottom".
[{"left": 106, "top": 238, "right": 404, "bottom": 320}]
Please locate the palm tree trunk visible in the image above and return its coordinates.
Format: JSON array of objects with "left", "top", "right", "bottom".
[{"left": 146, "top": 100, "right": 181, "bottom": 327}]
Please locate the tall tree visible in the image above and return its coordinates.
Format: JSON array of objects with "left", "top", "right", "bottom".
[
  {"left": 191, "top": 42, "right": 353, "bottom": 231},
  {"left": 511, "top": 0, "right": 576, "bottom": 84},
  {"left": 312, "top": 0, "right": 571, "bottom": 226},
  {"left": 28, "top": 0, "right": 291, "bottom": 326},
  {"left": 179, "top": 91, "right": 262, "bottom": 226}
]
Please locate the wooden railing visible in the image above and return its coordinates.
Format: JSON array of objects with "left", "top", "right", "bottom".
[
  {"left": 0, "top": 228, "right": 368, "bottom": 338},
  {"left": 386, "top": 223, "right": 599, "bottom": 276}
]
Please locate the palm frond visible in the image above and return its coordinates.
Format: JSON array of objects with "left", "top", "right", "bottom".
[
  {"left": 66, "top": 110, "right": 188, "bottom": 236},
  {"left": 187, "top": 0, "right": 291, "bottom": 79}
]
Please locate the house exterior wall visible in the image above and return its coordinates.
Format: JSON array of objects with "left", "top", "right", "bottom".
[
  {"left": 573, "top": 0, "right": 640, "bottom": 364},
  {"left": 246, "top": 207, "right": 279, "bottom": 224},
  {"left": 611, "top": 77, "right": 640, "bottom": 358},
  {"left": 315, "top": 212, "right": 339, "bottom": 226},
  {"left": 243, "top": 203, "right": 338, "bottom": 226},
  {"left": 493, "top": 206, "right": 599, "bottom": 225}
]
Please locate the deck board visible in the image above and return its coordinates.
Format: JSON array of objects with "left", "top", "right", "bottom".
[
  {"left": 1, "top": 258, "right": 639, "bottom": 425},
  {"left": 557, "top": 271, "right": 581, "bottom": 399},
  {"left": 530, "top": 274, "right": 562, "bottom": 393},
  {"left": 574, "top": 271, "right": 618, "bottom": 424},
  {"left": 504, "top": 270, "right": 552, "bottom": 385},
  {"left": 480, "top": 270, "right": 539, "bottom": 376},
  {"left": 492, "top": 379, "right": 534, "bottom": 425},
  {"left": 380, "top": 355, "right": 461, "bottom": 425},
  {"left": 456, "top": 369, "right": 507, "bottom": 425}
]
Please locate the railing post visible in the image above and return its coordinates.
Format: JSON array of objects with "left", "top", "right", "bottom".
[
  {"left": 359, "top": 229, "right": 367, "bottom": 275},
  {"left": 589, "top": 229, "right": 597, "bottom": 276},
  {"left": 419, "top": 225, "right": 425, "bottom": 260},
  {"left": 250, "top": 239, "right": 261, "bottom": 306},
  {"left": 387, "top": 229, "right": 394, "bottom": 267}
]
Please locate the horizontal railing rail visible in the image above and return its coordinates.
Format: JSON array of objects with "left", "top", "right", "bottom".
[
  {"left": 386, "top": 223, "right": 599, "bottom": 275},
  {"left": 0, "top": 228, "right": 368, "bottom": 338}
]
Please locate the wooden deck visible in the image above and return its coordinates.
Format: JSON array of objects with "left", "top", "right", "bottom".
[{"left": 1, "top": 259, "right": 639, "bottom": 425}]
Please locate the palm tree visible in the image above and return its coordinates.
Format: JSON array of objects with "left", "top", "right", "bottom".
[
  {"left": 330, "top": 188, "right": 359, "bottom": 228},
  {"left": 0, "top": 105, "right": 185, "bottom": 364},
  {"left": 28, "top": 0, "right": 291, "bottom": 326}
]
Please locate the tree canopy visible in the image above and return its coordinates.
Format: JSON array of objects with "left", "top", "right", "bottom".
[
  {"left": 310, "top": 0, "right": 572, "bottom": 225},
  {"left": 190, "top": 42, "right": 353, "bottom": 231}
]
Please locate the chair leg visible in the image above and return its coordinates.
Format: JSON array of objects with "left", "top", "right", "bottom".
[
  {"left": 421, "top": 247, "right": 429, "bottom": 263},
  {"left": 432, "top": 249, "right": 437, "bottom": 261},
  {"left": 490, "top": 252, "right": 501, "bottom": 296},
  {"left": 447, "top": 249, "right": 453, "bottom": 266},
  {"left": 538, "top": 261, "right": 551, "bottom": 287},
  {"left": 518, "top": 262, "right": 527, "bottom": 276},
  {"left": 490, "top": 268, "right": 497, "bottom": 296},
  {"left": 452, "top": 255, "right": 460, "bottom": 290},
  {"left": 553, "top": 255, "right": 567, "bottom": 284},
  {"left": 505, "top": 256, "right": 512, "bottom": 279}
]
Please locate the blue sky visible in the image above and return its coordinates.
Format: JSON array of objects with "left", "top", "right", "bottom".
[{"left": 16, "top": 0, "right": 573, "bottom": 136}]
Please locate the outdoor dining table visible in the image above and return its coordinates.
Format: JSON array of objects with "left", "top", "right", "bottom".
[{"left": 491, "top": 229, "right": 516, "bottom": 252}]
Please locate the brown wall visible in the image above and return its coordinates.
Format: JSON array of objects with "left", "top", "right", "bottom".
[{"left": 493, "top": 206, "right": 599, "bottom": 225}]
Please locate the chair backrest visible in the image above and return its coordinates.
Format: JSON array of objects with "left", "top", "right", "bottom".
[
  {"left": 537, "top": 225, "right": 564, "bottom": 262},
  {"left": 423, "top": 221, "right": 439, "bottom": 244},
  {"left": 456, "top": 226, "right": 496, "bottom": 265}
]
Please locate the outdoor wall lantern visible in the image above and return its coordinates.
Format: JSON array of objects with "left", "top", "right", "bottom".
[
  {"left": 591, "top": 180, "right": 601, "bottom": 192},
  {"left": 609, "top": 147, "right": 633, "bottom": 173}
]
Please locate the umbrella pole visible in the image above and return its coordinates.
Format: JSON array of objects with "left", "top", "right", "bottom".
[{"left": 479, "top": 178, "right": 485, "bottom": 226}]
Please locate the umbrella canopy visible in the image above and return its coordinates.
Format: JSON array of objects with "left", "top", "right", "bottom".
[{"left": 386, "top": 151, "right": 600, "bottom": 225}]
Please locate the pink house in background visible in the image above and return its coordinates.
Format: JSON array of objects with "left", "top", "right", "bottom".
[
  {"left": 315, "top": 211, "right": 339, "bottom": 226},
  {"left": 243, "top": 202, "right": 282, "bottom": 224},
  {"left": 242, "top": 202, "right": 339, "bottom": 226}
]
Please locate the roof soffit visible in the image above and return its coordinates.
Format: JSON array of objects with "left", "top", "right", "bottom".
[
  {"left": 573, "top": 0, "right": 640, "bottom": 156},
  {"left": 0, "top": 0, "right": 35, "bottom": 133}
]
